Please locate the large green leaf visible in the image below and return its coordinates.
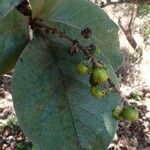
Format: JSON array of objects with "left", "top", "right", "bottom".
[
  {"left": 12, "top": 37, "right": 120, "bottom": 150},
  {"left": 0, "top": 0, "right": 23, "bottom": 20},
  {"left": 30, "top": 0, "right": 123, "bottom": 71},
  {"left": 0, "top": 9, "right": 29, "bottom": 75}
]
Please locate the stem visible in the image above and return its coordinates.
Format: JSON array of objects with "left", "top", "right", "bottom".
[
  {"left": 108, "top": 78, "right": 120, "bottom": 95},
  {"left": 35, "top": 20, "right": 103, "bottom": 68},
  {"left": 33, "top": 19, "right": 121, "bottom": 97}
]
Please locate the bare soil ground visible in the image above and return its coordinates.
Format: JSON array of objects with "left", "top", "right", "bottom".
[{"left": 0, "top": 1, "right": 150, "bottom": 150}]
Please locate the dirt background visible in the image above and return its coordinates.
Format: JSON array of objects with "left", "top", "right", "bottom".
[{"left": 0, "top": 0, "right": 150, "bottom": 150}]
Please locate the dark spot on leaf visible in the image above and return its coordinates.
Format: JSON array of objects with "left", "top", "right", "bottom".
[{"left": 20, "top": 58, "right": 23, "bottom": 63}]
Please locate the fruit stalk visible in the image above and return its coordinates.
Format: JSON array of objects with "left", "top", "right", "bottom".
[
  {"left": 32, "top": 19, "right": 121, "bottom": 97},
  {"left": 32, "top": 19, "right": 103, "bottom": 68}
]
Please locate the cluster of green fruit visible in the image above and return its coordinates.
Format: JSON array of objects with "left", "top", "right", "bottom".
[
  {"left": 112, "top": 105, "right": 139, "bottom": 122},
  {"left": 76, "top": 61, "right": 108, "bottom": 99}
]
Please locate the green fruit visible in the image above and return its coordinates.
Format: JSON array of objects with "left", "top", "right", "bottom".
[
  {"left": 112, "top": 111, "right": 123, "bottom": 121},
  {"left": 89, "top": 74, "right": 98, "bottom": 86},
  {"left": 95, "top": 47, "right": 100, "bottom": 54},
  {"left": 92, "top": 67, "right": 108, "bottom": 84},
  {"left": 112, "top": 106, "right": 123, "bottom": 121},
  {"left": 76, "top": 62, "right": 88, "bottom": 75},
  {"left": 121, "top": 106, "right": 139, "bottom": 122},
  {"left": 91, "top": 87, "right": 106, "bottom": 98},
  {"left": 94, "top": 47, "right": 101, "bottom": 57}
]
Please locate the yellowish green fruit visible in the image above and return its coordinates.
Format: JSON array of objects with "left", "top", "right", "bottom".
[
  {"left": 95, "top": 47, "right": 100, "bottom": 54},
  {"left": 92, "top": 67, "right": 108, "bottom": 84},
  {"left": 76, "top": 63, "right": 88, "bottom": 75},
  {"left": 112, "top": 106, "right": 123, "bottom": 121},
  {"left": 91, "top": 87, "right": 106, "bottom": 98},
  {"left": 121, "top": 106, "right": 139, "bottom": 122}
]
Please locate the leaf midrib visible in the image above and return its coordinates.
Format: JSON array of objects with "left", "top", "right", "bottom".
[
  {"left": 48, "top": 47, "right": 112, "bottom": 150},
  {"left": 49, "top": 45, "right": 82, "bottom": 150}
]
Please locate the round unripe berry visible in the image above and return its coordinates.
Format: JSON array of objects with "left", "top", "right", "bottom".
[
  {"left": 95, "top": 47, "right": 100, "bottom": 54},
  {"left": 112, "top": 106, "right": 123, "bottom": 121},
  {"left": 92, "top": 67, "right": 108, "bottom": 84},
  {"left": 76, "top": 63, "right": 88, "bottom": 75},
  {"left": 91, "top": 87, "right": 106, "bottom": 98},
  {"left": 121, "top": 106, "right": 139, "bottom": 122}
]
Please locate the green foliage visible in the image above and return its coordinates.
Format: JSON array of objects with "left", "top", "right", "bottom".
[
  {"left": 138, "top": 4, "right": 150, "bottom": 16},
  {"left": 0, "top": 9, "right": 29, "bottom": 75},
  {"left": 29, "top": 0, "right": 61, "bottom": 18},
  {"left": 0, "top": 115, "right": 18, "bottom": 133},
  {"left": 131, "top": 92, "right": 143, "bottom": 101},
  {"left": 12, "top": 37, "right": 120, "bottom": 150},
  {"left": 16, "top": 142, "right": 34, "bottom": 150},
  {"left": 0, "top": 0, "right": 123, "bottom": 149},
  {"left": 0, "top": 0, "right": 23, "bottom": 20},
  {"left": 43, "top": 0, "right": 123, "bottom": 71},
  {"left": 6, "top": 115, "right": 18, "bottom": 127}
]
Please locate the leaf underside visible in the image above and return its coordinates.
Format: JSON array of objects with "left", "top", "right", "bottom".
[
  {"left": 0, "top": 9, "right": 29, "bottom": 75},
  {"left": 0, "top": 0, "right": 23, "bottom": 20},
  {"left": 31, "top": 0, "right": 123, "bottom": 71},
  {"left": 12, "top": 36, "right": 120, "bottom": 150},
  {"left": 12, "top": 0, "right": 123, "bottom": 149}
]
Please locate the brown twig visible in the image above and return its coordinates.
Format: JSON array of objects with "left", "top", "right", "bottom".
[
  {"left": 108, "top": 78, "right": 130, "bottom": 105},
  {"left": 32, "top": 19, "right": 121, "bottom": 96},
  {"left": 108, "top": 78, "right": 120, "bottom": 95},
  {"left": 118, "top": 6, "right": 138, "bottom": 49},
  {"left": 34, "top": 20, "right": 103, "bottom": 68}
]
